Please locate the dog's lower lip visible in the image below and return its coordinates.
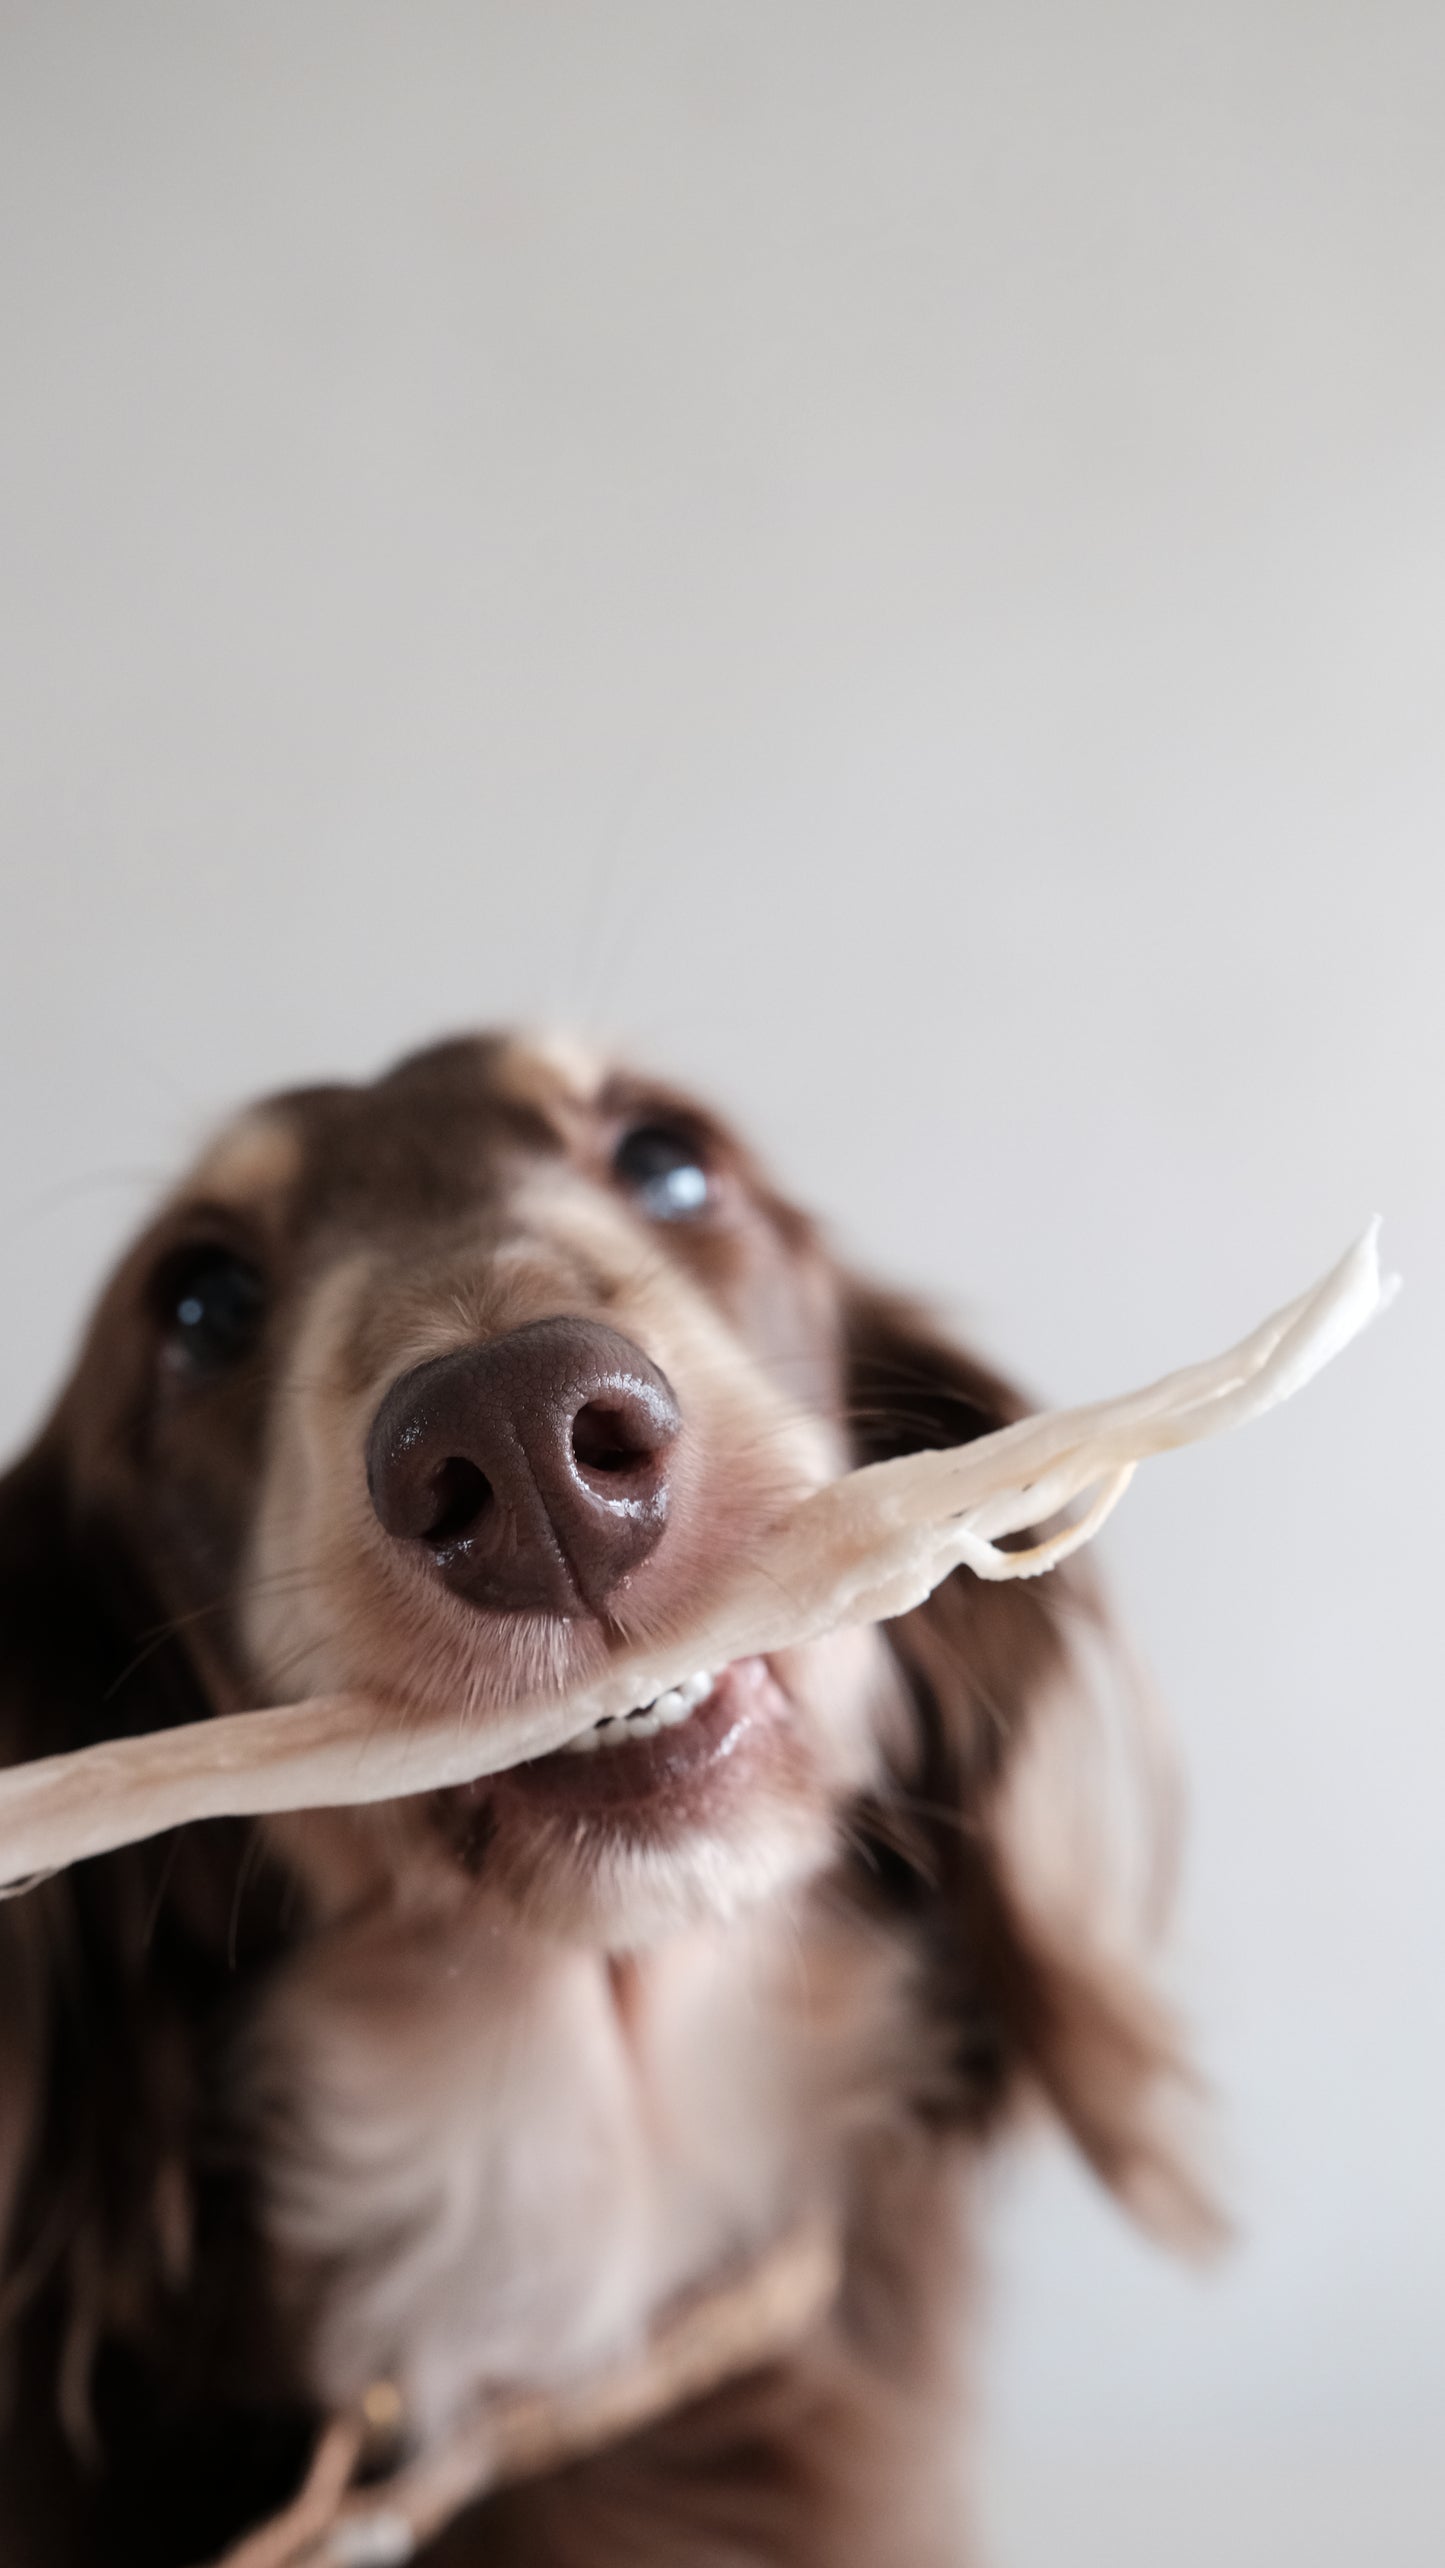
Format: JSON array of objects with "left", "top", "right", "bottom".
[{"left": 489, "top": 1659, "right": 782, "bottom": 1810}]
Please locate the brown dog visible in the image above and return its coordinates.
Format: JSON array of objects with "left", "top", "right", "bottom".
[{"left": 0, "top": 1032, "right": 1207, "bottom": 2566}]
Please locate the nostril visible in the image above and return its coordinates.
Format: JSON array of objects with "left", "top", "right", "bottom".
[
  {"left": 571, "top": 1398, "right": 659, "bottom": 1479},
  {"left": 420, "top": 1457, "right": 494, "bottom": 1545}
]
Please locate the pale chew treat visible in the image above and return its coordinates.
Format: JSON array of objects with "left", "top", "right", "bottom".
[{"left": 0, "top": 1227, "right": 1395, "bottom": 1898}]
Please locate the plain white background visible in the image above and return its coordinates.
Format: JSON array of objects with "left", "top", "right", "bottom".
[{"left": 2, "top": 6, "right": 1441, "bottom": 2559}]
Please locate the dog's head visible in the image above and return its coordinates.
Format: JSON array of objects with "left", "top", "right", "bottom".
[
  {"left": 0, "top": 1032, "right": 1211, "bottom": 2470},
  {"left": 18, "top": 1031, "right": 951, "bottom": 1942}
]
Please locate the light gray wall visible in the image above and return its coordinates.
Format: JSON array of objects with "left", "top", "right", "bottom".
[{"left": 2, "top": 7, "right": 1441, "bottom": 2557}]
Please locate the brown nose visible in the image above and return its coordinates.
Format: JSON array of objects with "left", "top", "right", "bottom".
[{"left": 365, "top": 1318, "right": 682, "bottom": 1617}]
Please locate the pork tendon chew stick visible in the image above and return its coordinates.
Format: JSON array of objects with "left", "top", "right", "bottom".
[{"left": 0, "top": 1227, "right": 1396, "bottom": 1897}]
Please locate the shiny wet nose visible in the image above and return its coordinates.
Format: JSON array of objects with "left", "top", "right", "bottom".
[{"left": 364, "top": 1317, "right": 682, "bottom": 1616}]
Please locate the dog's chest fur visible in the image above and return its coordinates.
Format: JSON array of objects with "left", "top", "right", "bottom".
[{"left": 245, "top": 1885, "right": 914, "bottom": 2439}]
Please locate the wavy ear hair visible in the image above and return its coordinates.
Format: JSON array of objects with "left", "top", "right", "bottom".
[
  {"left": 0, "top": 1437, "right": 293, "bottom": 2468},
  {"left": 842, "top": 1278, "right": 1221, "bottom": 2249}
]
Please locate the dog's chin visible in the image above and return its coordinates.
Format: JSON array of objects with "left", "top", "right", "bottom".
[{"left": 475, "top": 1793, "right": 840, "bottom": 1946}]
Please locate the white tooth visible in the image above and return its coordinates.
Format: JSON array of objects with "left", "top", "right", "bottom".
[{"left": 561, "top": 1672, "right": 720, "bottom": 1758}]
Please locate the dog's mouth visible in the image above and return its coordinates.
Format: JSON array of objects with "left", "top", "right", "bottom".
[{"left": 455, "top": 1656, "right": 789, "bottom": 1818}]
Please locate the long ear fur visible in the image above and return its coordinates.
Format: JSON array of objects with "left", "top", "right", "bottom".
[
  {"left": 842, "top": 1279, "right": 1221, "bottom": 2250},
  {"left": 0, "top": 1438, "right": 297, "bottom": 2464}
]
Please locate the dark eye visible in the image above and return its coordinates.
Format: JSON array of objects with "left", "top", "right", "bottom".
[
  {"left": 156, "top": 1247, "right": 267, "bottom": 1371},
  {"left": 612, "top": 1125, "right": 713, "bottom": 1221}
]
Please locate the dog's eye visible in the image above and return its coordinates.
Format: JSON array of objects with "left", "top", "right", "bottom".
[
  {"left": 612, "top": 1125, "right": 713, "bottom": 1221},
  {"left": 156, "top": 1248, "right": 267, "bottom": 1371}
]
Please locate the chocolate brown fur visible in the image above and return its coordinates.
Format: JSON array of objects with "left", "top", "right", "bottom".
[{"left": 0, "top": 1034, "right": 1205, "bottom": 2564}]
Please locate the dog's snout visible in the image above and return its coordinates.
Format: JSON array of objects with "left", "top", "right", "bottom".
[{"left": 365, "top": 1318, "right": 681, "bottom": 1616}]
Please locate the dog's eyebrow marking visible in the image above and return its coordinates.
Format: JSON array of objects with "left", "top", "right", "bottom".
[
  {"left": 490, "top": 1032, "right": 605, "bottom": 1117},
  {"left": 187, "top": 1111, "right": 302, "bottom": 1207}
]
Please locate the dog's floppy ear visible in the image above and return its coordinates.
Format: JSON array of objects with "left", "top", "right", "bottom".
[
  {"left": 0, "top": 1438, "right": 103, "bottom": 2329},
  {"left": 842, "top": 1278, "right": 1221, "bottom": 2249},
  {"left": 0, "top": 1434, "right": 287, "bottom": 2444},
  {"left": 0, "top": 1433, "right": 190, "bottom": 2430}
]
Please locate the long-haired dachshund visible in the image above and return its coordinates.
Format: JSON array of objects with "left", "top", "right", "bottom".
[{"left": 0, "top": 1032, "right": 1208, "bottom": 2565}]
